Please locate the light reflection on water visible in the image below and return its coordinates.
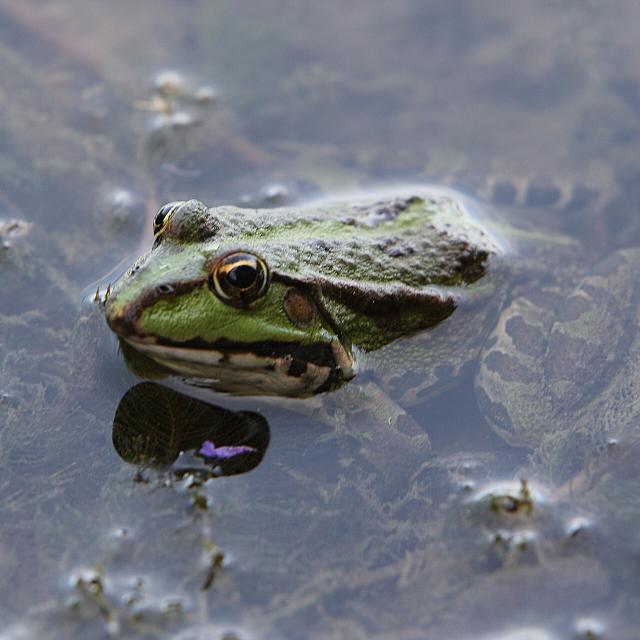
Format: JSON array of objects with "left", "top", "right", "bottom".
[{"left": 1, "top": 0, "right": 640, "bottom": 638}]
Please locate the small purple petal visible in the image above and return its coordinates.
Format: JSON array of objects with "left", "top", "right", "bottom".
[
  {"left": 199, "top": 440, "right": 256, "bottom": 460},
  {"left": 212, "top": 445, "right": 256, "bottom": 459},
  {"left": 199, "top": 440, "right": 218, "bottom": 457}
]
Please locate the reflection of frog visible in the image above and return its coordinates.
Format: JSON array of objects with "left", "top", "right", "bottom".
[
  {"left": 103, "top": 187, "right": 640, "bottom": 482},
  {"left": 478, "top": 247, "right": 640, "bottom": 481}
]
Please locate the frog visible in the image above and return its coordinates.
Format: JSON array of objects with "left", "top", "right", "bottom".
[
  {"left": 103, "top": 186, "right": 640, "bottom": 485},
  {"left": 104, "top": 190, "right": 500, "bottom": 394}
]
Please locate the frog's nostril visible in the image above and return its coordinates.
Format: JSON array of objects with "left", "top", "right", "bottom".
[{"left": 156, "top": 283, "right": 174, "bottom": 296}]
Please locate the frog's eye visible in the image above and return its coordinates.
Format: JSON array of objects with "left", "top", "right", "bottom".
[
  {"left": 209, "top": 252, "right": 270, "bottom": 307},
  {"left": 153, "top": 201, "right": 182, "bottom": 237}
]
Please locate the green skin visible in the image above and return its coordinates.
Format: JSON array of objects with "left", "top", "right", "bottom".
[{"left": 106, "top": 187, "right": 640, "bottom": 481}]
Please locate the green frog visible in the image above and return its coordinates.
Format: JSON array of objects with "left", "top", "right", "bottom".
[
  {"left": 104, "top": 189, "right": 640, "bottom": 481},
  {"left": 104, "top": 189, "right": 504, "bottom": 393}
]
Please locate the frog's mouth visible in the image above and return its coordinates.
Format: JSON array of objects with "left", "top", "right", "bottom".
[{"left": 121, "top": 335, "right": 355, "bottom": 397}]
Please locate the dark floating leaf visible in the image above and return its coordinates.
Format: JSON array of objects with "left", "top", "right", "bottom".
[{"left": 112, "top": 382, "right": 269, "bottom": 477}]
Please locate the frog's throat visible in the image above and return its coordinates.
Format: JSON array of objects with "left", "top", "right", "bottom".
[{"left": 121, "top": 335, "right": 355, "bottom": 397}]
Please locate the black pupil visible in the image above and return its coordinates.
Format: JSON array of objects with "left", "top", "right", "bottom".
[
  {"left": 154, "top": 203, "right": 177, "bottom": 231},
  {"left": 154, "top": 212, "right": 166, "bottom": 229},
  {"left": 228, "top": 264, "right": 257, "bottom": 289}
]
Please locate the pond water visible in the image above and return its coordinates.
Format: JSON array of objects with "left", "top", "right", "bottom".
[{"left": 2, "top": 1, "right": 640, "bottom": 638}]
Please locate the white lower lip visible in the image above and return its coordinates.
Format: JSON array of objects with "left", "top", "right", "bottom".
[{"left": 123, "top": 338, "right": 354, "bottom": 397}]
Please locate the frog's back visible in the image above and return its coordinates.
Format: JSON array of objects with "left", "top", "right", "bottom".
[
  {"left": 217, "top": 188, "right": 504, "bottom": 293},
  {"left": 241, "top": 189, "right": 505, "bottom": 356}
]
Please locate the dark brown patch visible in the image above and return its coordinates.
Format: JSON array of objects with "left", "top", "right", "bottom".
[
  {"left": 455, "top": 245, "right": 490, "bottom": 283},
  {"left": 272, "top": 272, "right": 458, "bottom": 342},
  {"left": 319, "top": 279, "right": 457, "bottom": 326},
  {"left": 504, "top": 316, "right": 547, "bottom": 357},
  {"left": 280, "top": 273, "right": 454, "bottom": 318},
  {"left": 349, "top": 197, "right": 420, "bottom": 228},
  {"left": 106, "top": 311, "right": 137, "bottom": 338},
  {"left": 287, "top": 358, "right": 308, "bottom": 377},
  {"left": 283, "top": 287, "right": 316, "bottom": 328},
  {"left": 377, "top": 236, "right": 415, "bottom": 257},
  {"left": 155, "top": 336, "right": 338, "bottom": 370}
]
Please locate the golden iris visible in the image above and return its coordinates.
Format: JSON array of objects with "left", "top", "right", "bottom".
[{"left": 209, "top": 252, "right": 270, "bottom": 307}]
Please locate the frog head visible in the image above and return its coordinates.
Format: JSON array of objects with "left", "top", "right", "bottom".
[{"left": 105, "top": 200, "right": 358, "bottom": 396}]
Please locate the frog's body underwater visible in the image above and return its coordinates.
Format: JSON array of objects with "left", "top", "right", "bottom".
[
  {"left": 105, "top": 189, "right": 506, "bottom": 399},
  {"left": 105, "top": 188, "right": 640, "bottom": 481}
]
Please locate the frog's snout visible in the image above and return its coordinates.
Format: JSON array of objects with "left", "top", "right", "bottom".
[{"left": 105, "top": 299, "right": 137, "bottom": 338}]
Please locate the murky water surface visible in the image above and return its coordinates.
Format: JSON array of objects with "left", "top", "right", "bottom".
[{"left": 2, "top": 1, "right": 640, "bottom": 638}]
